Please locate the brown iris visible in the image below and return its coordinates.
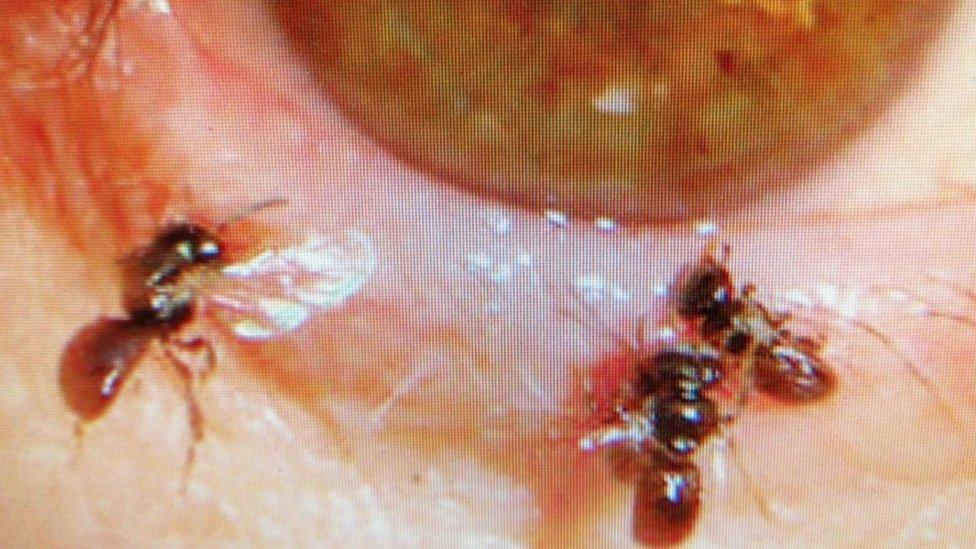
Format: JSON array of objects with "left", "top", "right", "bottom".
[{"left": 277, "top": 0, "right": 953, "bottom": 224}]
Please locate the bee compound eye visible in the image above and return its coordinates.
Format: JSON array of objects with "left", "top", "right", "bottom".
[{"left": 151, "top": 224, "right": 220, "bottom": 262}]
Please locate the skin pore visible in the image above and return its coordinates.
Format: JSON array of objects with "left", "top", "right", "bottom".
[{"left": 2, "top": 0, "right": 976, "bottom": 546}]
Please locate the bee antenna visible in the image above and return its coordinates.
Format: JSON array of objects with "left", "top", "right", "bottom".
[{"left": 217, "top": 198, "right": 288, "bottom": 231}]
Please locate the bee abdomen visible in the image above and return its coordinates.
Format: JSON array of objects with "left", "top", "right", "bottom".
[
  {"left": 754, "top": 342, "right": 836, "bottom": 403},
  {"left": 632, "top": 461, "right": 701, "bottom": 547}
]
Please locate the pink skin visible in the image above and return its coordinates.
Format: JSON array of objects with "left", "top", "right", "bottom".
[{"left": 1, "top": 0, "right": 976, "bottom": 546}]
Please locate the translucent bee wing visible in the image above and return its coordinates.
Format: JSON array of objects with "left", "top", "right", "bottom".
[{"left": 209, "top": 230, "right": 376, "bottom": 340}]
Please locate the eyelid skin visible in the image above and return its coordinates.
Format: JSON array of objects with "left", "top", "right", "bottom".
[{"left": 2, "top": 0, "right": 976, "bottom": 546}]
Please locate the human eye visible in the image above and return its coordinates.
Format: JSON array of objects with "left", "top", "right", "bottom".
[{"left": 1, "top": 1, "right": 974, "bottom": 547}]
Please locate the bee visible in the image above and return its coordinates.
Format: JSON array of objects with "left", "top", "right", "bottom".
[
  {"left": 580, "top": 247, "right": 837, "bottom": 546},
  {"left": 60, "top": 222, "right": 227, "bottom": 429},
  {"left": 674, "top": 251, "right": 836, "bottom": 405},
  {"left": 59, "top": 200, "right": 376, "bottom": 464}
]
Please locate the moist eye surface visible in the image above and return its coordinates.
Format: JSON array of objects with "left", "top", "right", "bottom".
[{"left": 276, "top": 0, "right": 954, "bottom": 224}]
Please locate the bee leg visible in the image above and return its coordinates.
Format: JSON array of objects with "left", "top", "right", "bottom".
[
  {"left": 162, "top": 337, "right": 214, "bottom": 491},
  {"left": 801, "top": 298, "right": 961, "bottom": 425},
  {"left": 721, "top": 349, "right": 758, "bottom": 426},
  {"left": 72, "top": 420, "right": 86, "bottom": 441},
  {"left": 633, "top": 314, "right": 652, "bottom": 355},
  {"left": 717, "top": 426, "right": 778, "bottom": 522},
  {"left": 179, "top": 374, "right": 204, "bottom": 492},
  {"left": 709, "top": 357, "right": 780, "bottom": 522},
  {"left": 171, "top": 336, "right": 216, "bottom": 380},
  {"left": 65, "top": 421, "right": 89, "bottom": 472}
]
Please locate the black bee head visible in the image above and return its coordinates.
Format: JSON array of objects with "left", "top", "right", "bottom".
[
  {"left": 154, "top": 224, "right": 222, "bottom": 264},
  {"left": 675, "top": 259, "right": 735, "bottom": 320}
]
